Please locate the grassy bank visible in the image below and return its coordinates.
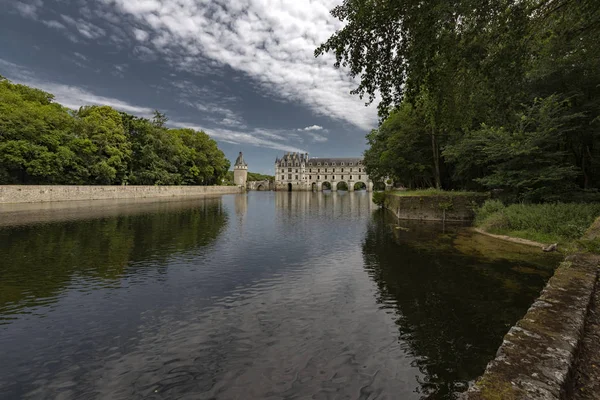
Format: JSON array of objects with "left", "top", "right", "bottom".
[
  {"left": 475, "top": 200, "right": 600, "bottom": 252},
  {"left": 389, "top": 188, "right": 482, "bottom": 197}
]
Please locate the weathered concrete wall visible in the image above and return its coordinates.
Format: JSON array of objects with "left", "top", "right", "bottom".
[
  {"left": 0, "top": 185, "right": 242, "bottom": 204},
  {"left": 462, "top": 218, "right": 600, "bottom": 400},
  {"left": 383, "top": 193, "right": 489, "bottom": 222}
]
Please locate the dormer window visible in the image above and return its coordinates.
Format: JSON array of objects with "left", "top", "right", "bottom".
[
  {"left": 324, "top": 163, "right": 328, "bottom": 166},
  {"left": 349, "top": 162, "right": 353, "bottom": 166},
  {"left": 308, "top": 163, "right": 312, "bottom": 166},
  {"left": 317, "top": 163, "right": 321, "bottom": 166},
  {"left": 332, "top": 162, "right": 336, "bottom": 166},
  {"left": 341, "top": 162, "right": 345, "bottom": 166}
]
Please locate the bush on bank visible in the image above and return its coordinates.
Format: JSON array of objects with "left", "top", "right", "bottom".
[{"left": 475, "top": 200, "right": 600, "bottom": 250}]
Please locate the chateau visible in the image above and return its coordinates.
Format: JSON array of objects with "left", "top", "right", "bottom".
[{"left": 274, "top": 152, "right": 373, "bottom": 191}]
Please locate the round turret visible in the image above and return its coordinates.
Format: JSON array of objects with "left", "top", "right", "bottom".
[{"left": 233, "top": 151, "right": 248, "bottom": 187}]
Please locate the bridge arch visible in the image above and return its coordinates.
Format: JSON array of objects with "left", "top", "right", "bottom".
[
  {"left": 354, "top": 182, "right": 367, "bottom": 191},
  {"left": 322, "top": 181, "right": 332, "bottom": 191},
  {"left": 336, "top": 181, "right": 349, "bottom": 191}
]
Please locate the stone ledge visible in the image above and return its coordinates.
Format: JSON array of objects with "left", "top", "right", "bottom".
[
  {"left": 383, "top": 193, "right": 489, "bottom": 222},
  {"left": 0, "top": 185, "right": 243, "bottom": 204},
  {"left": 462, "top": 253, "right": 600, "bottom": 400}
]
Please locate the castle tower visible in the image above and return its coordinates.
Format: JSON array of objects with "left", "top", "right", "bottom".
[{"left": 233, "top": 151, "right": 248, "bottom": 187}]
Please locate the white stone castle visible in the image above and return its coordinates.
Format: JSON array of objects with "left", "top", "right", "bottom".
[{"left": 274, "top": 152, "right": 373, "bottom": 191}]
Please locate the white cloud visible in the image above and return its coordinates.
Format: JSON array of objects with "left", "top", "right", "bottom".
[
  {"left": 299, "top": 125, "right": 324, "bottom": 132},
  {"left": 132, "top": 28, "right": 149, "bottom": 42},
  {"left": 171, "top": 122, "right": 307, "bottom": 153},
  {"left": 95, "top": 0, "right": 378, "bottom": 131},
  {"left": 42, "top": 20, "right": 67, "bottom": 30},
  {"left": 13, "top": 0, "right": 42, "bottom": 19}
]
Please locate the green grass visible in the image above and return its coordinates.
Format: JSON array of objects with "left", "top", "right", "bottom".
[
  {"left": 389, "top": 188, "right": 483, "bottom": 197},
  {"left": 475, "top": 200, "right": 600, "bottom": 252}
]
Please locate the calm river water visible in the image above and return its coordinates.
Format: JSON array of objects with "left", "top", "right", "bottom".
[{"left": 0, "top": 192, "right": 559, "bottom": 400}]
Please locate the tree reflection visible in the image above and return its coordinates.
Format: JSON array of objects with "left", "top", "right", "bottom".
[
  {"left": 361, "top": 210, "right": 555, "bottom": 399},
  {"left": 0, "top": 199, "right": 228, "bottom": 322}
]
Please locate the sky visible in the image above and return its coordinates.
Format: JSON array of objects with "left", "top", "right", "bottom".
[{"left": 0, "top": 0, "right": 379, "bottom": 175}]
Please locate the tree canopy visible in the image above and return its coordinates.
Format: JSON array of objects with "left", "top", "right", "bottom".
[
  {"left": 317, "top": 0, "right": 600, "bottom": 201},
  {"left": 0, "top": 77, "right": 230, "bottom": 185}
]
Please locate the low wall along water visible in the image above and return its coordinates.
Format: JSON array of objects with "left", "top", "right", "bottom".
[
  {"left": 383, "top": 193, "right": 489, "bottom": 222},
  {"left": 0, "top": 185, "right": 242, "bottom": 204}
]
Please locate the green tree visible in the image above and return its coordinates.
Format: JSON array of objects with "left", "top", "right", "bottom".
[{"left": 75, "top": 106, "right": 132, "bottom": 184}]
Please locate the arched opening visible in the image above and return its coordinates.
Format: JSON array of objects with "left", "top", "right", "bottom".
[
  {"left": 322, "top": 181, "right": 332, "bottom": 191},
  {"left": 311, "top": 182, "right": 317, "bottom": 192},
  {"left": 257, "top": 184, "right": 265, "bottom": 191},
  {"left": 354, "top": 182, "right": 367, "bottom": 191},
  {"left": 336, "top": 181, "right": 348, "bottom": 191},
  {"left": 373, "top": 181, "right": 386, "bottom": 191},
  {"left": 287, "top": 183, "right": 292, "bottom": 192}
]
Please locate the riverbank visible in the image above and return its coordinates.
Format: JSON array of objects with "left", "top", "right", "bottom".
[
  {"left": 462, "top": 217, "right": 600, "bottom": 400},
  {"left": 474, "top": 200, "right": 600, "bottom": 253},
  {"left": 0, "top": 185, "right": 242, "bottom": 204}
]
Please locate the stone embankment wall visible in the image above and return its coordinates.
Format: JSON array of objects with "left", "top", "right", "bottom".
[
  {"left": 0, "top": 185, "right": 242, "bottom": 204},
  {"left": 462, "top": 217, "right": 600, "bottom": 400},
  {"left": 383, "top": 193, "right": 489, "bottom": 222}
]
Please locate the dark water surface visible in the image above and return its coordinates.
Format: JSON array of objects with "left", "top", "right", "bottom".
[{"left": 0, "top": 192, "right": 559, "bottom": 399}]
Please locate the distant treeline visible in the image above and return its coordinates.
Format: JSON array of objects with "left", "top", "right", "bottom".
[
  {"left": 0, "top": 76, "right": 230, "bottom": 185},
  {"left": 223, "top": 171, "right": 274, "bottom": 184}
]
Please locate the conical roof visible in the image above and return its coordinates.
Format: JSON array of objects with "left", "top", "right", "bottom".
[{"left": 234, "top": 152, "right": 247, "bottom": 167}]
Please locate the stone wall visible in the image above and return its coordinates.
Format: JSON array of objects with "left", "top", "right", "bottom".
[
  {"left": 383, "top": 193, "right": 489, "bottom": 222},
  {"left": 0, "top": 185, "right": 242, "bottom": 204}
]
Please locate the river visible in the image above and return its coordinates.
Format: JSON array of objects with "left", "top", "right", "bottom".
[{"left": 0, "top": 192, "right": 560, "bottom": 399}]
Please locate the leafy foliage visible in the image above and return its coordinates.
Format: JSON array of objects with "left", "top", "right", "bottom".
[
  {"left": 0, "top": 77, "right": 230, "bottom": 185},
  {"left": 318, "top": 0, "right": 600, "bottom": 202}
]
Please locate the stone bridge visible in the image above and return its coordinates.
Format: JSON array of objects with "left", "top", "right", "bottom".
[{"left": 246, "top": 180, "right": 273, "bottom": 191}]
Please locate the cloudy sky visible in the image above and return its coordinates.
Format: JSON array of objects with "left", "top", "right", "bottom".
[{"left": 0, "top": 0, "right": 378, "bottom": 174}]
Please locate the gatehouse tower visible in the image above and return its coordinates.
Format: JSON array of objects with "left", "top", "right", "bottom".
[{"left": 233, "top": 152, "right": 248, "bottom": 188}]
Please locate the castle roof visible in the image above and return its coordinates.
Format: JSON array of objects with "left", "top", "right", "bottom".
[{"left": 234, "top": 152, "right": 247, "bottom": 167}]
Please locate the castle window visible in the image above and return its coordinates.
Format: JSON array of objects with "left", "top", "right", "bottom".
[
  {"left": 318, "top": 175, "right": 320, "bottom": 180},
  {"left": 341, "top": 162, "right": 344, "bottom": 166},
  {"left": 309, "top": 169, "right": 312, "bottom": 173},
  {"left": 317, "top": 163, "right": 321, "bottom": 166},
  {"left": 359, "top": 175, "right": 362, "bottom": 180},
  {"left": 295, "top": 169, "right": 298, "bottom": 173},
  {"left": 309, "top": 175, "right": 312, "bottom": 180},
  {"left": 281, "top": 175, "right": 284, "bottom": 180},
  {"left": 341, "top": 168, "right": 344, "bottom": 172},
  {"left": 318, "top": 168, "right": 320, "bottom": 173},
  {"left": 350, "top": 162, "right": 353, "bottom": 166},
  {"left": 288, "top": 168, "right": 291, "bottom": 172},
  {"left": 333, "top": 175, "right": 335, "bottom": 180},
  {"left": 325, "top": 175, "right": 327, "bottom": 180},
  {"left": 350, "top": 168, "right": 353, "bottom": 172},
  {"left": 350, "top": 175, "right": 353, "bottom": 180},
  {"left": 295, "top": 175, "right": 298, "bottom": 180},
  {"left": 288, "top": 174, "right": 292, "bottom": 179},
  {"left": 324, "top": 163, "right": 328, "bottom": 166},
  {"left": 332, "top": 162, "right": 336, "bottom": 166},
  {"left": 333, "top": 168, "right": 335, "bottom": 173},
  {"left": 359, "top": 168, "right": 362, "bottom": 172},
  {"left": 325, "top": 168, "right": 328, "bottom": 172},
  {"left": 309, "top": 163, "right": 312, "bottom": 166}
]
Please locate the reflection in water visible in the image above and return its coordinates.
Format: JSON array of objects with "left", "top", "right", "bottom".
[
  {"left": 0, "top": 193, "right": 558, "bottom": 399},
  {"left": 0, "top": 198, "right": 228, "bottom": 321},
  {"left": 362, "top": 212, "right": 559, "bottom": 398}
]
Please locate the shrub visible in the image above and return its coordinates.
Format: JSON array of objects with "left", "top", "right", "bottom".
[
  {"left": 372, "top": 192, "right": 386, "bottom": 207},
  {"left": 475, "top": 199, "right": 505, "bottom": 225}
]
